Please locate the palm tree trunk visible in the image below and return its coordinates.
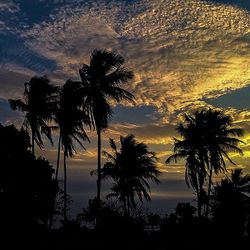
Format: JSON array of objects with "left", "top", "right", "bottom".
[
  {"left": 127, "top": 197, "right": 130, "bottom": 218},
  {"left": 63, "top": 151, "right": 67, "bottom": 223},
  {"left": 55, "top": 135, "right": 61, "bottom": 180},
  {"left": 196, "top": 186, "right": 201, "bottom": 218},
  {"left": 97, "top": 128, "right": 102, "bottom": 204},
  {"left": 31, "top": 130, "right": 35, "bottom": 156},
  {"left": 205, "top": 166, "right": 213, "bottom": 218},
  {"left": 197, "top": 170, "right": 203, "bottom": 218},
  {"left": 49, "top": 135, "right": 61, "bottom": 229},
  {"left": 123, "top": 198, "right": 127, "bottom": 217},
  {"left": 96, "top": 128, "right": 102, "bottom": 227}
]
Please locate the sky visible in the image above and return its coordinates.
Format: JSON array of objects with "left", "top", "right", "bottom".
[{"left": 1, "top": 0, "right": 250, "bottom": 217}]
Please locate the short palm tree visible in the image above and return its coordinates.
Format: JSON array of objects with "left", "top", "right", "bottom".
[
  {"left": 100, "top": 135, "right": 160, "bottom": 217},
  {"left": 9, "top": 76, "right": 58, "bottom": 155},
  {"left": 55, "top": 80, "right": 89, "bottom": 222},
  {"left": 79, "top": 49, "right": 134, "bottom": 207}
]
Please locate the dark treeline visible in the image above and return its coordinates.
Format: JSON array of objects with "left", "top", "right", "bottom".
[{"left": 1, "top": 49, "right": 250, "bottom": 249}]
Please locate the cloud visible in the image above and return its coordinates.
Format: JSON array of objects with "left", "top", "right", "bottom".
[
  {"left": 0, "top": 1, "right": 19, "bottom": 13},
  {"left": 109, "top": 122, "right": 177, "bottom": 145},
  {"left": 0, "top": 99, "right": 23, "bottom": 125},
  {"left": 0, "top": 65, "right": 37, "bottom": 99},
  {"left": 14, "top": 0, "right": 250, "bottom": 120}
]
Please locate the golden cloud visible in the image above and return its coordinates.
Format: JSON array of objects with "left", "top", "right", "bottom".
[{"left": 18, "top": 0, "right": 250, "bottom": 120}]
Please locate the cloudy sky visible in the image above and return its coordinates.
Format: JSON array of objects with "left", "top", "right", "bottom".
[{"left": 1, "top": 0, "right": 250, "bottom": 216}]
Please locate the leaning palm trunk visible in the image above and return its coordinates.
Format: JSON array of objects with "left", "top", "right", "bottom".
[
  {"left": 198, "top": 167, "right": 205, "bottom": 218},
  {"left": 123, "top": 198, "right": 127, "bottom": 217},
  {"left": 31, "top": 130, "right": 35, "bottom": 156},
  {"left": 96, "top": 129, "right": 102, "bottom": 213},
  {"left": 127, "top": 196, "right": 130, "bottom": 218},
  {"left": 49, "top": 135, "right": 61, "bottom": 228},
  {"left": 63, "top": 151, "right": 67, "bottom": 223},
  {"left": 205, "top": 167, "right": 213, "bottom": 218},
  {"left": 55, "top": 135, "right": 61, "bottom": 180}
]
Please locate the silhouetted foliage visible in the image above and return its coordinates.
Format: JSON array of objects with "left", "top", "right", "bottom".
[
  {"left": 77, "top": 198, "right": 105, "bottom": 227},
  {"left": 147, "top": 213, "right": 161, "bottom": 230},
  {"left": 0, "top": 124, "right": 58, "bottom": 230},
  {"left": 166, "top": 108, "right": 243, "bottom": 217},
  {"left": 98, "top": 134, "right": 160, "bottom": 217},
  {"left": 8, "top": 75, "right": 58, "bottom": 155},
  {"left": 212, "top": 168, "right": 250, "bottom": 240},
  {"left": 175, "top": 202, "right": 196, "bottom": 221}
]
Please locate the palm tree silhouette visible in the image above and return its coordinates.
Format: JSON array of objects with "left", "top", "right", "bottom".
[
  {"left": 166, "top": 109, "right": 243, "bottom": 218},
  {"left": 166, "top": 114, "right": 207, "bottom": 217},
  {"left": 78, "top": 49, "right": 134, "bottom": 208},
  {"left": 212, "top": 168, "right": 250, "bottom": 239},
  {"left": 100, "top": 135, "right": 160, "bottom": 217},
  {"left": 54, "top": 80, "right": 89, "bottom": 222},
  {"left": 197, "top": 109, "right": 243, "bottom": 217},
  {"left": 9, "top": 76, "right": 58, "bottom": 155}
]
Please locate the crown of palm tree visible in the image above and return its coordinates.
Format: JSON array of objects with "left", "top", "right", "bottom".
[
  {"left": 167, "top": 109, "right": 243, "bottom": 183},
  {"left": 101, "top": 135, "right": 160, "bottom": 209},
  {"left": 9, "top": 75, "right": 58, "bottom": 149},
  {"left": 79, "top": 49, "right": 134, "bottom": 131},
  {"left": 55, "top": 80, "right": 89, "bottom": 157}
]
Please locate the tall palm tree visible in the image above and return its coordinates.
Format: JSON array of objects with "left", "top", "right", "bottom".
[
  {"left": 166, "top": 109, "right": 243, "bottom": 218},
  {"left": 100, "top": 135, "right": 160, "bottom": 217},
  {"left": 79, "top": 49, "right": 134, "bottom": 207},
  {"left": 55, "top": 80, "right": 89, "bottom": 222},
  {"left": 9, "top": 76, "right": 58, "bottom": 155}
]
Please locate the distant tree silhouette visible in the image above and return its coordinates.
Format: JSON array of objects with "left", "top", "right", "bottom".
[
  {"left": 99, "top": 135, "right": 160, "bottom": 217},
  {"left": 166, "top": 109, "right": 243, "bottom": 217},
  {"left": 0, "top": 124, "right": 58, "bottom": 230},
  {"left": 147, "top": 213, "right": 161, "bottom": 230},
  {"left": 78, "top": 49, "right": 134, "bottom": 211},
  {"left": 175, "top": 202, "right": 197, "bottom": 222},
  {"left": 77, "top": 198, "right": 107, "bottom": 227},
  {"left": 8, "top": 75, "right": 58, "bottom": 155},
  {"left": 212, "top": 168, "right": 250, "bottom": 239},
  {"left": 54, "top": 80, "right": 89, "bottom": 223}
]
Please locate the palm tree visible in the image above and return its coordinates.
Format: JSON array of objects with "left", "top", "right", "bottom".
[
  {"left": 212, "top": 169, "right": 250, "bottom": 239},
  {"left": 9, "top": 75, "right": 58, "bottom": 155},
  {"left": 100, "top": 135, "right": 160, "bottom": 217},
  {"left": 78, "top": 49, "right": 134, "bottom": 207},
  {"left": 54, "top": 80, "right": 89, "bottom": 222},
  {"left": 166, "top": 115, "right": 207, "bottom": 217},
  {"left": 197, "top": 109, "right": 243, "bottom": 217},
  {"left": 166, "top": 109, "right": 243, "bottom": 218}
]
